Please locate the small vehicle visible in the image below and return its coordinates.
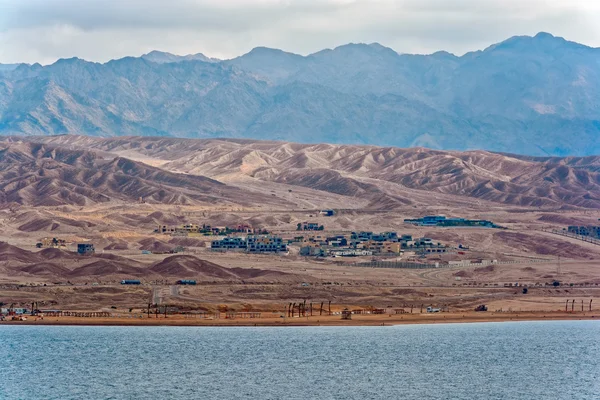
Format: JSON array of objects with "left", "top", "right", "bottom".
[
  {"left": 426, "top": 306, "right": 441, "bottom": 313},
  {"left": 475, "top": 305, "right": 488, "bottom": 312}
]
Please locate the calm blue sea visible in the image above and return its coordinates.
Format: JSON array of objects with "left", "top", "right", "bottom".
[{"left": 1, "top": 321, "right": 598, "bottom": 399}]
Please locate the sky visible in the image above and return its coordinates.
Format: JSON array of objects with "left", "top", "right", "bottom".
[{"left": 1, "top": 0, "right": 600, "bottom": 65}]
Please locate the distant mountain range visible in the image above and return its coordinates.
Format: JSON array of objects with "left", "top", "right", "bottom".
[{"left": 1, "top": 32, "right": 599, "bottom": 156}]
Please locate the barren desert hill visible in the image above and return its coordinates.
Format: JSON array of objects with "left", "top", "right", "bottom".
[
  {"left": 145, "top": 255, "right": 301, "bottom": 282},
  {"left": 18, "top": 262, "right": 71, "bottom": 277},
  {"left": 11, "top": 135, "right": 599, "bottom": 209},
  {"left": 66, "top": 260, "right": 150, "bottom": 279},
  {"left": 13, "top": 210, "right": 96, "bottom": 233},
  {"left": 0, "top": 241, "right": 300, "bottom": 283},
  {"left": 0, "top": 242, "right": 146, "bottom": 267},
  {"left": 137, "top": 238, "right": 174, "bottom": 253},
  {"left": 0, "top": 141, "right": 291, "bottom": 208},
  {"left": 0, "top": 241, "right": 42, "bottom": 264},
  {"left": 37, "top": 248, "right": 79, "bottom": 260},
  {"left": 497, "top": 153, "right": 600, "bottom": 173},
  {"left": 149, "top": 255, "right": 239, "bottom": 279}
]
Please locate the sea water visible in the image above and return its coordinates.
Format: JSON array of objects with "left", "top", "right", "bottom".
[{"left": 1, "top": 321, "right": 598, "bottom": 399}]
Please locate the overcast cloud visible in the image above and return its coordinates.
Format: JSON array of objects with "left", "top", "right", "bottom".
[{"left": 1, "top": 0, "right": 599, "bottom": 64}]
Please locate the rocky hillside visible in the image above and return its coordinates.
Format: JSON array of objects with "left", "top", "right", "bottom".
[
  {"left": 11, "top": 136, "right": 600, "bottom": 209},
  {"left": 0, "top": 141, "right": 288, "bottom": 207},
  {"left": 1, "top": 33, "right": 599, "bottom": 156}
]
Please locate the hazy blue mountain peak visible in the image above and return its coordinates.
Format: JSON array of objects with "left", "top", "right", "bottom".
[
  {"left": 485, "top": 32, "right": 593, "bottom": 54},
  {"left": 52, "top": 57, "right": 88, "bottom": 65},
  {"left": 367, "top": 42, "right": 391, "bottom": 50},
  {"left": 140, "top": 50, "right": 218, "bottom": 64},
  {"left": 333, "top": 42, "right": 396, "bottom": 54},
  {"left": 1, "top": 33, "right": 599, "bottom": 156},
  {"left": 0, "top": 63, "right": 23, "bottom": 72},
  {"left": 13, "top": 63, "right": 33, "bottom": 72},
  {"left": 534, "top": 31, "right": 556, "bottom": 39},
  {"left": 430, "top": 50, "right": 459, "bottom": 59},
  {"left": 243, "top": 47, "right": 303, "bottom": 58}
]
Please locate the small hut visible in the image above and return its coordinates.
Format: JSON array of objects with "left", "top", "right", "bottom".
[{"left": 341, "top": 308, "right": 352, "bottom": 320}]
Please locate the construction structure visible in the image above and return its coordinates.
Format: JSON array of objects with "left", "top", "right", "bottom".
[
  {"left": 298, "top": 231, "right": 448, "bottom": 257},
  {"left": 210, "top": 237, "right": 247, "bottom": 251},
  {"left": 297, "top": 222, "right": 324, "bottom": 231},
  {"left": 211, "top": 234, "right": 287, "bottom": 253},
  {"left": 404, "top": 215, "right": 500, "bottom": 228},
  {"left": 77, "top": 243, "right": 95, "bottom": 255},
  {"left": 36, "top": 237, "right": 67, "bottom": 249},
  {"left": 246, "top": 235, "right": 287, "bottom": 253},
  {"left": 567, "top": 226, "right": 600, "bottom": 239},
  {"left": 156, "top": 223, "right": 263, "bottom": 236},
  {"left": 341, "top": 308, "right": 352, "bottom": 320}
]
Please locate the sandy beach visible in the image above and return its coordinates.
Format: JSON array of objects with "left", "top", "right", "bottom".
[{"left": 2, "top": 311, "right": 598, "bottom": 327}]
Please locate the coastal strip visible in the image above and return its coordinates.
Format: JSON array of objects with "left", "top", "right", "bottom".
[{"left": 2, "top": 312, "right": 597, "bottom": 327}]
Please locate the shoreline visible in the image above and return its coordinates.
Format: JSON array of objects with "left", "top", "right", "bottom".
[{"left": 2, "top": 312, "right": 597, "bottom": 327}]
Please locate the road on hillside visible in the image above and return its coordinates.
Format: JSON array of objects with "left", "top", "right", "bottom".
[{"left": 152, "top": 286, "right": 163, "bottom": 305}]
